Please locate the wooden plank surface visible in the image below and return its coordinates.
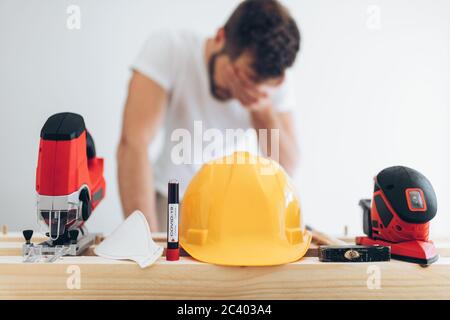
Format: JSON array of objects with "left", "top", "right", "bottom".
[
  {"left": 0, "top": 232, "right": 320, "bottom": 257},
  {"left": 0, "top": 232, "right": 47, "bottom": 243},
  {"left": 2, "top": 232, "right": 447, "bottom": 259},
  {"left": 1, "top": 232, "right": 450, "bottom": 299},
  {"left": 0, "top": 241, "right": 320, "bottom": 257},
  {"left": 1, "top": 256, "right": 450, "bottom": 299}
]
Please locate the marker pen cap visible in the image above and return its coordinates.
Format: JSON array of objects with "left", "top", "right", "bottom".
[{"left": 166, "top": 248, "right": 180, "bottom": 261}]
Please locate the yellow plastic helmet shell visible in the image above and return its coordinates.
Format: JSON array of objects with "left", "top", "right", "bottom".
[{"left": 180, "top": 151, "right": 311, "bottom": 266}]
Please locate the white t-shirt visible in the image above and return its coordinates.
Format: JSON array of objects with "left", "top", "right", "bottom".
[{"left": 131, "top": 30, "right": 296, "bottom": 197}]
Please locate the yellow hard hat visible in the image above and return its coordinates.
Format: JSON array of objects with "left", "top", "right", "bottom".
[{"left": 180, "top": 151, "right": 311, "bottom": 266}]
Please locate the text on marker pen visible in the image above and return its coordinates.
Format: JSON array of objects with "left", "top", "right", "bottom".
[{"left": 166, "top": 179, "right": 180, "bottom": 261}]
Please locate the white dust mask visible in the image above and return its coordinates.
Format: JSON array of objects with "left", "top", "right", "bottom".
[{"left": 94, "top": 210, "right": 163, "bottom": 268}]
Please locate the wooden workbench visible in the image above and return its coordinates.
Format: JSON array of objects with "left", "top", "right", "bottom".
[{"left": 1, "top": 231, "right": 450, "bottom": 299}]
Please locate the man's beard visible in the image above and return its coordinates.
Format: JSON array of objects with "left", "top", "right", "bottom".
[{"left": 208, "top": 50, "right": 232, "bottom": 101}]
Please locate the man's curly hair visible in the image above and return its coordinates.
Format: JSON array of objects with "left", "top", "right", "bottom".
[{"left": 224, "top": 0, "right": 300, "bottom": 81}]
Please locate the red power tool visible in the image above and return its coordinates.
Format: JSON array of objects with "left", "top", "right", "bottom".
[
  {"left": 26, "top": 112, "right": 106, "bottom": 257},
  {"left": 356, "top": 166, "right": 438, "bottom": 265}
]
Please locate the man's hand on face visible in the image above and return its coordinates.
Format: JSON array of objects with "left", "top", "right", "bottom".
[{"left": 224, "top": 65, "right": 272, "bottom": 112}]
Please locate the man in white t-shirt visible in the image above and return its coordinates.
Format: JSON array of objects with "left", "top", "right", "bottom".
[{"left": 117, "top": 0, "right": 301, "bottom": 231}]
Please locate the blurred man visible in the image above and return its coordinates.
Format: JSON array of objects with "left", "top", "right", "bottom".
[{"left": 118, "top": 0, "right": 301, "bottom": 231}]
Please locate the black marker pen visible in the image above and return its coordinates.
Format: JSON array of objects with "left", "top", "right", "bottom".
[{"left": 166, "top": 179, "right": 179, "bottom": 261}]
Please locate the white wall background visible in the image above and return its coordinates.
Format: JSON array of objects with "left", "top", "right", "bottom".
[{"left": 0, "top": 0, "right": 449, "bottom": 237}]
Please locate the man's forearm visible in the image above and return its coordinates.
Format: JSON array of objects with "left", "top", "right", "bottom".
[
  {"left": 250, "top": 107, "right": 299, "bottom": 175},
  {"left": 117, "top": 142, "right": 159, "bottom": 231}
]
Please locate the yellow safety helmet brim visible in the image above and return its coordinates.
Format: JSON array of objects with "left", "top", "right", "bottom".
[{"left": 181, "top": 231, "right": 312, "bottom": 266}]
